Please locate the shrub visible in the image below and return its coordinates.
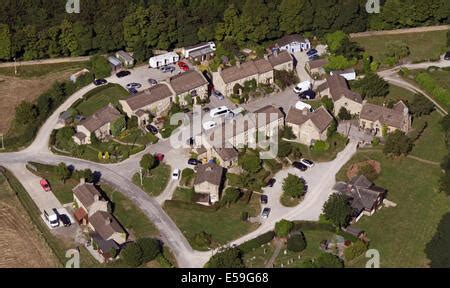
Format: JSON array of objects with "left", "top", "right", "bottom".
[
  {"left": 282, "top": 173, "right": 305, "bottom": 199},
  {"left": 338, "top": 107, "right": 352, "bottom": 120},
  {"left": 121, "top": 242, "right": 144, "bottom": 267},
  {"left": 207, "top": 247, "right": 244, "bottom": 268},
  {"left": 239, "top": 231, "right": 275, "bottom": 253},
  {"left": 344, "top": 240, "right": 368, "bottom": 262},
  {"left": 315, "top": 253, "right": 344, "bottom": 268},
  {"left": 194, "top": 231, "right": 212, "bottom": 248},
  {"left": 221, "top": 187, "right": 241, "bottom": 206},
  {"left": 136, "top": 238, "right": 161, "bottom": 263},
  {"left": 287, "top": 232, "right": 307, "bottom": 252},
  {"left": 312, "top": 140, "right": 330, "bottom": 152},
  {"left": 275, "top": 219, "right": 294, "bottom": 238}
]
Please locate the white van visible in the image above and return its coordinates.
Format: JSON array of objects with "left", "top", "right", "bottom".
[
  {"left": 210, "top": 106, "right": 231, "bottom": 118},
  {"left": 293, "top": 81, "right": 312, "bottom": 94},
  {"left": 44, "top": 209, "right": 60, "bottom": 228},
  {"left": 295, "top": 101, "right": 313, "bottom": 112}
]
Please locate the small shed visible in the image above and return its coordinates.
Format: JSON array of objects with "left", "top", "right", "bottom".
[
  {"left": 116, "top": 50, "right": 135, "bottom": 67},
  {"left": 70, "top": 69, "right": 90, "bottom": 83},
  {"left": 108, "top": 56, "right": 122, "bottom": 72},
  {"left": 330, "top": 68, "right": 356, "bottom": 81},
  {"left": 58, "top": 110, "right": 74, "bottom": 125}
]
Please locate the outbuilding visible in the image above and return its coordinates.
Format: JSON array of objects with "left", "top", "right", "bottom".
[
  {"left": 149, "top": 52, "right": 180, "bottom": 68},
  {"left": 115, "top": 50, "right": 135, "bottom": 67},
  {"left": 107, "top": 56, "right": 122, "bottom": 72}
]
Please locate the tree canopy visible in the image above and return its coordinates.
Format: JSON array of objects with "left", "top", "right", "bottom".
[
  {"left": 322, "top": 193, "right": 352, "bottom": 228},
  {"left": 282, "top": 174, "right": 306, "bottom": 199},
  {"left": 274, "top": 219, "right": 294, "bottom": 238}
]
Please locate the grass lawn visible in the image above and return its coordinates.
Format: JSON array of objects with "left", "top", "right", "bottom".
[
  {"left": 118, "top": 128, "right": 158, "bottom": 146},
  {"left": 410, "top": 112, "right": 447, "bottom": 163},
  {"left": 354, "top": 30, "right": 447, "bottom": 64},
  {"left": 0, "top": 61, "right": 90, "bottom": 78},
  {"left": 280, "top": 194, "right": 301, "bottom": 207},
  {"left": 74, "top": 84, "right": 129, "bottom": 116},
  {"left": 288, "top": 133, "right": 348, "bottom": 162},
  {"left": 132, "top": 164, "right": 171, "bottom": 197},
  {"left": 360, "top": 84, "right": 417, "bottom": 106},
  {"left": 164, "top": 193, "right": 261, "bottom": 250},
  {"left": 172, "top": 187, "right": 196, "bottom": 202},
  {"left": 336, "top": 151, "right": 450, "bottom": 267},
  {"left": 243, "top": 241, "right": 275, "bottom": 268}
]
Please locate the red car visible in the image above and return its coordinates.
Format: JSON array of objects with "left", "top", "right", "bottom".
[
  {"left": 40, "top": 179, "right": 51, "bottom": 192},
  {"left": 177, "top": 61, "right": 189, "bottom": 72},
  {"left": 155, "top": 153, "right": 165, "bottom": 162}
]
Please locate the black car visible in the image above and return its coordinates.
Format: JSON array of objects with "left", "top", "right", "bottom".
[
  {"left": 187, "top": 137, "right": 195, "bottom": 146},
  {"left": 183, "top": 107, "right": 190, "bottom": 113},
  {"left": 116, "top": 70, "right": 131, "bottom": 78},
  {"left": 260, "top": 195, "right": 268, "bottom": 205},
  {"left": 203, "top": 107, "right": 211, "bottom": 112},
  {"left": 59, "top": 214, "right": 71, "bottom": 227},
  {"left": 299, "top": 90, "right": 316, "bottom": 100},
  {"left": 293, "top": 161, "right": 308, "bottom": 171},
  {"left": 128, "top": 87, "right": 138, "bottom": 95},
  {"left": 266, "top": 178, "right": 276, "bottom": 187},
  {"left": 146, "top": 124, "right": 158, "bottom": 134},
  {"left": 188, "top": 158, "right": 199, "bottom": 165},
  {"left": 445, "top": 51, "right": 450, "bottom": 61},
  {"left": 93, "top": 78, "right": 107, "bottom": 86}
]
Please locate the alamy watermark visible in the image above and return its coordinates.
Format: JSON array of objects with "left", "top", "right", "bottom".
[
  {"left": 66, "top": 0, "right": 80, "bottom": 14},
  {"left": 365, "top": 249, "right": 380, "bottom": 268},
  {"left": 65, "top": 249, "right": 80, "bottom": 268},
  {"left": 365, "top": 0, "right": 380, "bottom": 14}
]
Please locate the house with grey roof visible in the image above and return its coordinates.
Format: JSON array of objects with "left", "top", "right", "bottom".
[
  {"left": 333, "top": 175, "right": 387, "bottom": 222},
  {"left": 89, "top": 210, "right": 128, "bottom": 245},
  {"left": 73, "top": 179, "right": 110, "bottom": 224},
  {"left": 286, "top": 106, "right": 334, "bottom": 145},
  {"left": 271, "top": 34, "right": 311, "bottom": 53},
  {"left": 167, "top": 70, "right": 209, "bottom": 105},
  {"left": 306, "top": 58, "right": 328, "bottom": 76},
  {"left": 115, "top": 50, "right": 134, "bottom": 67},
  {"left": 359, "top": 101, "right": 411, "bottom": 136},
  {"left": 73, "top": 104, "right": 122, "bottom": 145},
  {"left": 194, "top": 163, "right": 225, "bottom": 205},
  {"left": 319, "top": 74, "right": 363, "bottom": 116}
]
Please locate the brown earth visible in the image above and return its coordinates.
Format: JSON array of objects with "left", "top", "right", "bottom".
[
  {"left": 346, "top": 160, "right": 381, "bottom": 180},
  {"left": 0, "top": 71, "right": 74, "bottom": 134}
]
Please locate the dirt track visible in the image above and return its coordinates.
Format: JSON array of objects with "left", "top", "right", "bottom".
[{"left": 350, "top": 25, "right": 449, "bottom": 38}]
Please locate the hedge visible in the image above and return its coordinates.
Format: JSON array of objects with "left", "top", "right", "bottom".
[{"left": 239, "top": 231, "right": 275, "bottom": 254}]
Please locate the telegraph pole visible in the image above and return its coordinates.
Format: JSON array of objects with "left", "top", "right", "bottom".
[
  {"left": 139, "top": 168, "right": 143, "bottom": 186},
  {"left": 13, "top": 57, "right": 17, "bottom": 76},
  {"left": 0, "top": 134, "right": 4, "bottom": 150}
]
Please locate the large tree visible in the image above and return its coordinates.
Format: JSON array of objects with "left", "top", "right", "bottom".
[
  {"left": 354, "top": 73, "right": 389, "bottom": 99},
  {"left": 207, "top": 247, "right": 244, "bottom": 268},
  {"left": 323, "top": 193, "right": 352, "bottom": 228},
  {"left": 282, "top": 173, "right": 306, "bottom": 199},
  {"left": 274, "top": 219, "right": 294, "bottom": 238},
  {"left": 408, "top": 94, "right": 434, "bottom": 117},
  {"left": 140, "top": 154, "right": 157, "bottom": 172},
  {"left": 383, "top": 130, "right": 412, "bottom": 156},
  {"left": 0, "top": 24, "right": 11, "bottom": 60},
  {"left": 239, "top": 153, "right": 261, "bottom": 174}
]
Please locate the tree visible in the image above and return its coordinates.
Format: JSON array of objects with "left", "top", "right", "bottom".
[
  {"left": 207, "top": 247, "right": 244, "bottom": 268},
  {"left": 358, "top": 163, "right": 378, "bottom": 182},
  {"left": 0, "top": 24, "right": 11, "bottom": 60},
  {"left": 287, "top": 232, "right": 307, "bottom": 252},
  {"left": 408, "top": 94, "right": 434, "bottom": 117},
  {"left": 325, "top": 30, "right": 347, "bottom": 54},
  {"left": 281, "top": 126, "right": 296, "bottom": 140},
  {"left": 56, "top": 162, "right": 71, "bottom": 184},
  {"left": 321, "top": 96, "right": 334, "bottom": 112},
  {"left": 383, "top": 130, "right": 412, "bottom": 156},
  {"left": 82, "top": 169, "right": 94, "bottom": 183},
  {"left": 344, "top": 240, "right": 368, "bottom": 262},
  {"left": 274, "top": 219, "right": 293, "bottom": 238},
  {"left": 338, "top": 107, "right": 352, "bottom": 120},
  {"left": 354, "top": 73, "right": 389, "bottom": 98},
  {"left": 325, "top": 55, "right": 356, "bottom": 71},
  {"left": 136, "top": 238, "right": 161, "bottom": 263},
  {"left": 121, "top": 242, "right": 144, "bottom": 267},
  {"left": 221, "top": 187, "right": 241, "bottom": 206},
  {"left": 425, "top": 212, "right": 450, "bottom": 268},
  {"left": 140, "top": 154, "right": 156, "bottom": 172},
  {"left": 385, "top": 40, "right": 409, "bottom": 62},
  {"left": 59, "top": 19, "right": 78, "bottom": 56},
  {"left": 239, "top": 153, "right": 261, "bottom": 174},
  {"left": 282, "top": 174, "right": 305, "bottom": 199},
  {"left": 90, "top": 55, "right": 111, "bottom": 79},
  {"left": 15, "top": 101, "right": 38, "bottom": 125},
  {"left": 327, "top": 119, "right": 338, "bottom": 138},
  {"left": 277, "top": 141, "right": 292, "bottom": 157},
  {"left": 111, "top": 116, "right": 126, "bottom": 137},
  {"left": 91, "top": 133, "right": 100, "bottom": 146},
  {"left": 133, "top": 38, "right": 152, "bottom": 62},
  {"left": 194, "top": 231, "right": 212, "bottom": 248},
  {"left": 315, "top": 252, "right": 344, "bottom": 268},
  {"left": 323, "top": 193, "right": 352, "bottom": 228}
]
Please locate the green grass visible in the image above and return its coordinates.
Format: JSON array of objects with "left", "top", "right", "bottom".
[
  {"left": 0, "top": 61, "right": 90, "bottom": 78},
  {"left": 280, "top": 194, "right": 301, "bottom": 207},
  {"left": 243, "top": 241, "right": 275, "bottom": 268},
  {"left": 361, "top": 84, "right": 417, "bottom": 106},
  {"left": 410, "top": 112, "right": 447, "bottom": 163},
  {"left": 74, "top": 84, "right": 129, "bottom": 116},
  {"left": 118, "top": 128, "right": 158, "bottom": 146},
  {"left": 132, "top": 164, "right": 171, "bottom": 197},
  {"left": 336, "top": 151, "right": 450, "bottom": 267},
  {"left": 289, "top": 133, "right": 348, "bottom": 162},
  {"left": 164, "top": 193, "right": 261, "bottom": 250},
  {"left": 354, "top": 30, "right": 447, "bottom": 64},
  {"left": 172, "top": 187, "right": 196, "bottom": 202}
]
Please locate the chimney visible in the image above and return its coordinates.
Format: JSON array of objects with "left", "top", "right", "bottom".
[
  {"left": 264, "top": 54, "right": 269, "bottom": 61},
  {"left": 302, "top": 109, "right": 308, "bottom": 116},
  {"left": 80, "top": 178, "right": 85, "bottom": 185},
  {"left": 94, "top": 194, "right": 100, "bottom": 202},
  {"left": 236, "top": 61, "right": 241, "bottom": 68},
  {"left": 105, "top": 217, "right": 112, "bottom": 225}
]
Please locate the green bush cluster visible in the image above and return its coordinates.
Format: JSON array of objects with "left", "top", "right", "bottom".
[{"left": 239, "top": 231, "right": 275, "bottom": 253}]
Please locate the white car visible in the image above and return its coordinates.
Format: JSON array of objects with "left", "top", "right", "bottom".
[
  {"left": 210, "top": 106, "right": 231, "bottom": 118},
  {"left": 172, "top": 169, "right": 181, "bottom": 180},
  {"left": 203, "top": 121, "right": 217, "bottom": 130},
  {"left": 300, "top": 158, "right": 314, "bottom": 168},
  {"left": 293, "top": 81, "right": 312, "bottom": 94}
]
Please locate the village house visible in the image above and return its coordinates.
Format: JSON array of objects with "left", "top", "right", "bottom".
[
  {"left": 359, "top": 101, "right": 411, "bottom": 136},
  {"left": 107, "top": 56, "right": 122, "bottom": 72},
  {"left": 182, "top": 42, "right": 216, "bottom": 63},
  {"left": 194, "top": 163, "right": 225, "bottom": 205},
  {"left": 167, "top": 70, "right": 209, "bottom": 105},
  {"left": 271, "top": 34, "right": 311, "bottom": 53},
  {"left": 333, "top": 175, "right": 387, "bottom": 222},
  {"left": 119, "top": 83, "right": 174, "bottom": 126},
  {"left": 72, "top": 104, "right": 122, "bottom": 145},
  {"left": 73, "top": 179, "right": 110, "bottom": 225},
  {"left": 286, "top": 106, "right": 334, "bottom": 145},
  {"left": 268, "top": 50, "right": 294, "bottom": 72},
  {"left": 306, "top": 58, "right": 328, "bottom": 76},
  {"left": 319, "top": 74, "right": 363, "bottom": 116},
  {"left": 88, "top": 210, "right": 128, "bottom": 245},
  {"left": 115, "top": 50, "right": 135, "bottom": 67}
]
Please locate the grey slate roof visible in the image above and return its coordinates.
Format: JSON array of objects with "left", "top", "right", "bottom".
[
  {"left": 286, "top": 106, "right": 333, "bottom": 133},
  {"left": 360, "top": 102, "right": 408, "bottom": 129},
  {"left": 73, "top": 183, "right": 104, "bottom": 209},
  {"left": 168, "top": 70, "right": 208, "bottom": 95},
  {"left": 194, "top": 163, "right": 224, "bottom": 186},
  {"left": 326, "top": 74, "right": 362, "bottom": 103},
  {"left": 89, "top": 211, "right": 127, "bottom": 240},
  {"left": 124, "top": 83, "right": 173, "bottom": 111},
  {"left": 79, "top": 104, "right": 121, "bottom": 133}
]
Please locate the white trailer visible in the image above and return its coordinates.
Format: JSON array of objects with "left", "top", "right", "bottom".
[{"left": 149, "top": 52, "right": 180, "bottom": 68}]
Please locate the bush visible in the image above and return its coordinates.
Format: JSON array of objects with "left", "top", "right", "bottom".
[
  {"left": 194, "top": 231, "right": 212, "bottom": 248},
  {"left": 274, "top": 69, "right": 299, "bottom": 90},
  {"left": 287, "top": 232, "right": 307, "bottom": 252},
  {"left": 239, "top": 231, "right": 275, "bottom": 253},
  {"left": 344, "top": 240, "right": 368, "bottom": 262},
  {"left": 136, "top": 238, "right": 161, "bottom": 263},
  {"left": 275, "top": 219, "right": 294, "bottom": 238},
  {"left": 90, "top": 55, "right": 111, "bottom": 78},
  {"left": 207, "top": 247, "right": 244, "bottom": 268},
  {"left": 312, "top": 140, "right": 330, "bottom": 152},
  {"left": 338, "top": 107, "right": 352, "bottom": 120},
  {"left": 221, "top": 187, "right": 241, "bottom": 206},
  {"left": 121, "top": 242, "right": 144, "bottom": 267},
  {"left": 315, "top": 253, "right": 344, "bottom": 268}
]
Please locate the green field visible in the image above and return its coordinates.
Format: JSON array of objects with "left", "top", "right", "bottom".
[
  {"left": 0, "top": 61, "right": 90, "bottom": 78},
  {"left": 132, "top": 164, "right": 171, "bottom": 197},
  {"left": 336, "top": 151, "right": 449, "bottom": 267},
  {"left": 360, "top": 84, "right": 417, "bottom": 106},
  {"left": 74, "top": 84, "right": 129, "bottom": 116},
  {"left": 354, "top": 30, "right": 447, "bottom": 63}
]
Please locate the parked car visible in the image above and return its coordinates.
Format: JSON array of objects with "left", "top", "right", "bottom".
[
  {"left": 44, "top": 209, "right": 59, "bottom": 228},
  {"left": 155, "top": 153, "right": 165, "bottom": 162},
  {"left": 260, "top": 195, "right": 268, "bottom": 205},
  {"left": 177, "top": 61, "right": 189, "bottom": 72},
  {"left": 59, "top": 214, "right": 71, "bottom": 227},
  {"left": 160, "top": 65, "right": 175, "bottom": 73},
  {"left": 298, "top": 90, "right": 316, "bottom": 100},
  {"left": 183, "top": 107, "right": 190, "bottom": 113},
  {"left": 203, "top": 107, "right": 211, "bottom": 112},
  {"left": 128, "top": 87, "right": 138, "bottom": 95},
  {"left": 203, "top": 121, "right": 217, "bottom": 130},
  {"left": 146, "top": 124, "right": 158, "bottom": 135},
  {"left": 188, "top": 158, "right": 199, "bottom": 166},
  {"left": 126, "top": 82, "right": 142, "bottom": 89},
  {"left": 300, "top": 158, "right": 314, "bottom": 168},
  {"left": 172, "top": 169, "right": 181, "bottom": 180},
  {"left": 266, "top": 178, "right": 276, "bottom": 187},
  {"left": 307, "top": 49, "right": 318, "bottom": 56},
  {"left": 40, "top": 179, "right": 51, "bottom": 192},
  {"left": 293, "top": 161, "right": 308, "bottom": 171},
  {"left": 445, "top": 51, "right": 450, "bottom": 60},
  {"left": 261, "top": 207, "right": 271, "bottom": 219},
  {"left": 212, "top": 90, "right": 224, "bottom": 100},
  {"left": 116, "top": 70, "right": 131, "bottom": 78},
  {"left": 93, "top": 78, "right": 107, "bottom": 86},
  {"left": 293, "top": 81, "right": 312, "bottom": 94}
]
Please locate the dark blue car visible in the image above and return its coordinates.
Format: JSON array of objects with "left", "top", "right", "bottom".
[{"left": 128, "top": 87, "right": 138, "bottom": 95}]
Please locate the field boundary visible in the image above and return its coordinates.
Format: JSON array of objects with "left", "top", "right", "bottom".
[
  {"left": 0, "top": 56, "right": 91, "bottom": 68},
  {"left": 350, "top": 25, "right": 449, "bottom": 38}
]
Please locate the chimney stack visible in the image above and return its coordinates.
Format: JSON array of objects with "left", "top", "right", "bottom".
[
  {"left": 236, "top": 61, "right": 241, "bottom": 68},
  {"left": 264, "top": 54, "right": 269, "bottom": 61},
  {"left": 80, "top": 178, "right": 85, "bottom": 185}
]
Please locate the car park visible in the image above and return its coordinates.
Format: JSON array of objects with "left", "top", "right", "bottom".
[
  {"left": 126, "top": 82, "right": 142, "bottom": 89},
  {"left": 40, "top": 179, "right": 51, "bottom": 192},
  {"left": 160, "top": 65, "right": 175, "bottom": 73},
  {"left": 261, "top": 207, "right": 271, "bottom": 219},
  {"left": 293, "top": 161, "right": 308, "bottom": 171},
  {"left": 260, "top": 195, "right": 268, "bottom": 205},
  {"left": 148, "top": 78, "right": 158, "bottom": 86},
  {"left": 300, "top": 158, "right": 314, "bottom": 168},
  {"left": 146, "top": 124, "right": 158, "bottom": 134},
  {"left": 116, "top": 70, "right": 131, "bottom": 78},
  {"left": 93, "top": 78, "right": 108, "bottom": 86},
  {"left": 177, "top": 61, "right": 189, "bottom": 72},
  {"left": 212, "top": 90, "right": 224, "bottom": 100},
  {"left": 172, "top": 169, "right": 181, "bottom": 180},
  {"left": 59, "top": 214, "right": 72, "bottom": 227},
  {"left": 266, "top": 178, "right": 276, "bottom": 187},
  {"left": 188, "top": 158, "right": 199, "bottom": 166},
  {"left": 203, "top": 121, "right": 217, "bottom": 130}
]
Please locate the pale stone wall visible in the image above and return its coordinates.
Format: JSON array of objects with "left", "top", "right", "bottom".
[
  {"left": 194, "top": 182, "right": 220, "bottom": 204},
  {"left": 287, "top": 120, "right": 327, "bottom": 146},
  {"left": 177, "top": 83, "right": 208, "bottom": 106},
  {"left": 334, "top": 97, "right": 362, "bottom": 116}
]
